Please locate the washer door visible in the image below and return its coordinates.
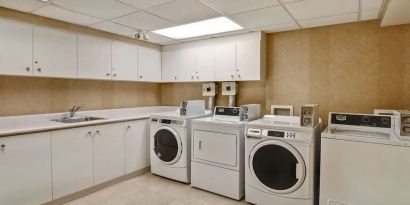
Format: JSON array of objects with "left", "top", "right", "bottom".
[
  {"left": 249, "top": 140, "right": 306, "bottom": 194},
  {"left": 153, "top": 126, "right": 182, "bottom": 165}
]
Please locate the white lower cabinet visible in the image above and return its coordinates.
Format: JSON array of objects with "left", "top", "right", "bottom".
[
  {"left": 93, "top": 123, "right": 125, "bottom": 184},
  {"left": 51, "top": 127, "right": 94, "bottom": 198},
  {"left": 0, "top": 132, "right": 52, "bottom": 205},
  {"left": 124, "top": 120, "right": 149, "bottom": 173}
]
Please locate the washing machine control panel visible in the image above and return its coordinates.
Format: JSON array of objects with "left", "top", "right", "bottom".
[
  {"left": 151, "top": 118, "right": 186, "bottom": 126},
  {"left": 330, "top": 113, "right": 392, "bottom": 128},
  {"left": 262, "top": 129, "right": 296, "bottom": 139}
]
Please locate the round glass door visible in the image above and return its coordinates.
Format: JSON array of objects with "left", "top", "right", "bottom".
[
  {"left": 153, "top": 126, "right": 182, "bottom": 165},
  {"left": 250, "top": 140, "right": 306, "bottom": 194}
]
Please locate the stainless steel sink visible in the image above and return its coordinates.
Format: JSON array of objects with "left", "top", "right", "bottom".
[{"left": 51, "top": 116, "right": 106, "bottom": 123}]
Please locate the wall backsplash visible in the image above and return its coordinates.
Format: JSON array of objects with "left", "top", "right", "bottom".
[
  {"left": 0, "top": 76, "right": 161, "bottom": 116},
  {"left": 161, "top": 20, "right": 410, "bottom": 126}
]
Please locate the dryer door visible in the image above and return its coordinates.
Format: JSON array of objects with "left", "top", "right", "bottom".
[
  {"left": 249, "top": 140, "right": 306, "bottom": 194},
  {"left": 153, "top": 126, "right": 182, "bottom": 165}
]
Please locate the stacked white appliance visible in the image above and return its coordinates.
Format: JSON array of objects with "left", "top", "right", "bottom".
[
  {"left": 320, "top": 112, "right": 410, "bottom": 205},
  {"left": 190, "top": 105, "right": 261, "bottom": 200},
  {"left": 150, "top": 100, "right": 210, "bottom": 183},
  {"left": 245, "top": 115, "right": 322, "bottom": 205}
]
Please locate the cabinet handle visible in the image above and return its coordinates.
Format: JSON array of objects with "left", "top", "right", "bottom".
[
  {"left": 231, "top": 74, "right": 234, "bottom": 78},
  {"left": 191, "top": 76, "right": 194, "bottom": 79},
  {"left": 1, "top": 144, "right": 5, "bottom": 148},
  {"left": 139, "top": 75, "right": 143, "bottom": 79},
  {"left": 113, "top": 73, "right": 117, "bottom": 77},
  {"left": 87, "top": 131, "right": 92, "bottom": 135},
  {"left": 25, "top": 67, "right": 30, "bottom": 72},
  {"left": 237, "top": 74, "right": 241, "bottom": 78},
  {"left": 199, "top": 141, "right": 202, "bottom": 150},
  {"left": 95, "top": 130, "right": 101, "bottom": 135},
  {"left": 196, "top": 76, "right": 199, "bottom": 79},
  {"left": 106, "top": 73, "right": 110, "bottom": 77},
  {"left": 126, "top": 125, "right": 131, "bottom": 129},
  {"left": 174, "top": 76, "right": 177, "bottom": 80},
  {"left": 37, "top": 68, "right": 42, "bottom": 72},
  {"left": 236, "top": 69, "right": 239, "bottom": 72}
]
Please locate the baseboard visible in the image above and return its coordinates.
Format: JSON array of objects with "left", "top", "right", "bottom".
[{"left": 43, "top": 167, "right": 150, "bottom": 205}]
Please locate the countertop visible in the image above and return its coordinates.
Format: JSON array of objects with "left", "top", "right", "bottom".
[{"left": 0, "top": 106, "right": 178, "bottom": 137}]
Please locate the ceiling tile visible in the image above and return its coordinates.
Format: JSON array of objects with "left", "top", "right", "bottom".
[
  {"left": 281, "top": 0, "right": 305, "bottom": 3},
  {"left": 180, "top": 35, "right": 212, "bottom": 43},
  {"left": 53, "top": 0, "right": 137, "bottom": 20},
  {"left": 33, "top": 4, "right": 102, "bottom": 26},
  {"left": 250, "top": 22, "right": 300, "bottom": 33},
  {"left": 144, "top": 32, "right": 175, "bottom": 43},
  {"left": 117, "top": 0, "right": 174, "bottom": 10},
  {"left": 146, "top": 0, "right": 220, "bottom": 24},
  {"left": 285, "top": 0, "right": 359, "bottom": 20},
  {"left": 198, "top": 0, "right": 279, "bottom": 15},
  {"left": 230, "top": 6, "right": 295, "bottom": 29},
  {"left": 112, "top": 11, "right": 175, "bottom": 31},
  {"left": 210, "top": 29, "right": 249, "bottom": 38},
  {"left": 361, "top": 0, "right": 383, "bottom": 11},
  {"left": 360, "top": 9, "right": 379, "bottom": 21},
  {"left": 299, "top": 13, "right": 358, "bottom": 28},
  {"left": 90, "top": 21, "right": 137, "bottom": 35},
  {"left": 0, "top": 0, "right": 49, "bottom": 12}
]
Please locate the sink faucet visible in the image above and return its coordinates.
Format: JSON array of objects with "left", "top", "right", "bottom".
[{"left": 69, "top": 105, "right": 81, "bottom": 118}]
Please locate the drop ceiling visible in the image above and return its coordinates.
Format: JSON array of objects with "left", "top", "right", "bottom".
[{"left": 0, "top": 0, "right": 385, "bottom": 45}]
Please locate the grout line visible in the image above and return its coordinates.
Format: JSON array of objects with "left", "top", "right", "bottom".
[
  {"left": 358, "top": 0, "right": 363, "bottom": 21},
  {"left": 278, "top": 0, "right": 303, "bottom": 29}
]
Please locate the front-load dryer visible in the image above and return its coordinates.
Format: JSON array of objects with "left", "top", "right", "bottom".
[
  {"left": 150, "top": 111, "right": 210, "bottom": 183},
  {"left": 245, "top": 115, "right": 322, "bottom": 205}
]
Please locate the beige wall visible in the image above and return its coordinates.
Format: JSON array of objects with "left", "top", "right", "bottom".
[
  {"left": 161, "top": 21, "right": 410, "bottom": 126},
  {"left": 0, "top": 76, "right": 161, "bottom": 116}
]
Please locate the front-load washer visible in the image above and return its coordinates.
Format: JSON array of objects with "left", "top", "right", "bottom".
[
  {"left": 320, "top": 112, "right": 410, "bottom": 205},
  {"left": 191, "top": 105, "right": 261, "bottom": 200},
  {"left": 150, "top": 111, "right": 210, "bottom": 183},
  {"left": 245, "top": 115, "right": 322, "bottom": 205}
]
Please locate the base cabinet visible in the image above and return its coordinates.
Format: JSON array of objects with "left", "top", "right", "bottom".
[
  {"left": 51, "top": 127, "right": 94, "bottom": 198},
  {"left": 125, "top": 120, "right": 149, "bottom": 173},
  {"left": 93, "top": 123, "right": 125, "bottom": 184},
  {"left": 0, "top": 132, "right": 52, "bottom": 205}
]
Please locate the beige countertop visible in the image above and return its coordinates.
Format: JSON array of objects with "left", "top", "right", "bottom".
[{"left": 0, "top": 106, "right": 178, "bottom": 137}]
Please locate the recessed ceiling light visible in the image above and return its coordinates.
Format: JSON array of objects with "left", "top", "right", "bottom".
[{"left": 152, "top": 17, "right": 243, "bottom": 40}]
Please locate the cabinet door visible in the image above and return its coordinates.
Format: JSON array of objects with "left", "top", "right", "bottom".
[
  {"left": 93, "top": 123, "right": 125, "bottom": 184},
  {"left": 78, "top": 35, "right": 112, "bottom": 80},
  {"left": 124, "top": 120, "right": 149, "bottom": 173},
  {"left": 195, "top": 45, "right": 214, "bottom": 81},
  {"left": 0, "top": 132, "right": 52, "bottom": 205},
  {"left": 215, "top": 41, "right": 236, "bottom": 81},
  {"left": 51, "top": 127, "right": 94, "bottom": 198},
  {"left": 33, "top": 27, "right": 77, "bottom": 78},
  {"left": 162, "top": 48, "right": 180, "bottom": 82},
  {"left": 179, "top": 47, "right": 195, "bottom": 82},
  {"left": 0, "top": 19, "right": 33, "bottom": 76},
  {"left": 138, "top": 47, "right": 161, "bottom": 82},
  {"left": 236, "top": 36, "right": 260, "bottom": 81},
  {"left": 112, "top": 41, "right": 138, "bottom": 81}
]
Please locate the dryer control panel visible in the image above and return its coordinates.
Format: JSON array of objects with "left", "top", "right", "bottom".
[
  {"left": 262, "top": 129, "right": 296, "bottom": 139},
  {"left": 330, "top": 113, "right": 392, "bottom": 128}
]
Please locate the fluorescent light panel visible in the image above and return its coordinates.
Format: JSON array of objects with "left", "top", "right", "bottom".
[{"left": 152, "top": 17, "right": 243, "bottom": 39}]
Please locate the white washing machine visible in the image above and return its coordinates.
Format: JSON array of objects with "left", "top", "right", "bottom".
[
  {"left": 245, "top": 115, "right": 322, "bottom": 205},
  {"left": 190, "top": 105, "right": 260, "bottom": 200},
  {"left": 320, "top": 112, "right": 410, "bottom": 205},
  {"left": 150, "top": 111, "right": 210, "bottom": 183}
]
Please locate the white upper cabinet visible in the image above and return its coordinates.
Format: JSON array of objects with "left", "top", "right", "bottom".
[
  {"left": 163, "top": 32, "right": 265, "bottom": 82},
  {"left": 215, "top": 41, "right": 236, "bottom": 81},
  {"left": 0, "top": 132, "right": 52, "bottom": 205},
  {"left": 138, "top": 47, "right": 161, "bottom": 82},
  {"left": 0, "top": 19, "right": 33, "bottom": 76},
  {"left": 236, "top": 34, "right": 264, "bottom": 81},
  {"left": 179, "top": 47, "right": 196, "bottom": 81},
  {"left": 195, "top": 45, "right": 215, "bottom": 82},
  {"left": 78, "top": 35, "right": 112, "bottom": 80},
  {"left": 162, "top": 47, "right": 180, "bottom": 82},
  {"left": 112, "top": 41, "right": 139, "bottom": 81},
  {"left": 33, "top": 27, "right": 77, "bottom": 78}
]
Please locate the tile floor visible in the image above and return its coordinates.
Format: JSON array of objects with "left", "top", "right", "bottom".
[{"left": 63, "top": 173, "right": 248, "bottom": 205}]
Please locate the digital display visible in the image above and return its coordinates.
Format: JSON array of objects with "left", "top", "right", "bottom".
[
  {"left": 161, "top": 119, "right": 171, "bottom": 124},
  {"left": 267, "top": 131, "right": 285, "bottom": 138}
]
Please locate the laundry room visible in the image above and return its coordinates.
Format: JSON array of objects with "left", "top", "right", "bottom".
[{"left": 0, "top": 1, "right": 409, "bottom": 205}]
